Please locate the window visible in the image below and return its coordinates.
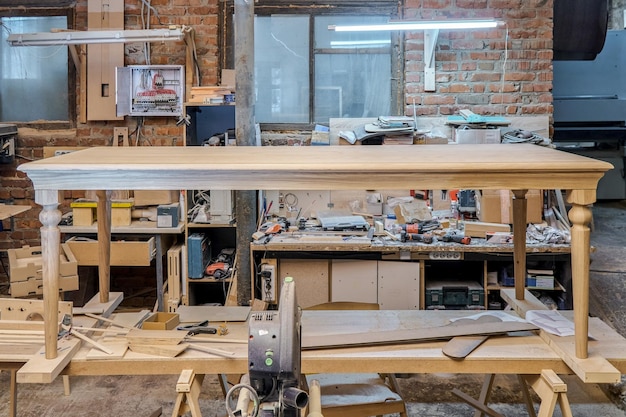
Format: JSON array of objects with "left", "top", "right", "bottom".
[
  {"left": 221, "top": 1, "right": 401, "bottom": 126},
  {"left": 0, "top": 10, "right": 74, "bottom": 124}
]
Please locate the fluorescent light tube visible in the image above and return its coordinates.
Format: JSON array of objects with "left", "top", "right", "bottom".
[
  {"left": 329, "top": 20, "right": 499, "bottom": 32},
  {"left": 7, "top": 28, "right": 185, "bottom": 46}
]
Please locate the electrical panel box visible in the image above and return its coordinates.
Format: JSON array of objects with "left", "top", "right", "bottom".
[
  {"left": 0, "top": 124, "right": 17, "bottom": 164},
  {"left": 116, "top": 65, "right": 184, "bottom": 117}
]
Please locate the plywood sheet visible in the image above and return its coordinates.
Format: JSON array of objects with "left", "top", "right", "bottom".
[
  {"left": 279, "top": 259, "right": 329, "bottom": 309},
  {"left": 175, "top": 306, "right": 251, "bottom": 324}
]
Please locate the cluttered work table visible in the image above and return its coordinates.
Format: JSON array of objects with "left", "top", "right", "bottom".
[{"left": 14, "top": 144, "right": 616, "bottom": 385}]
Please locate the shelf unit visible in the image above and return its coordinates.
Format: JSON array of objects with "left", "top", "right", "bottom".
[
  {"left": 182, "top": 103, "right": 237, "bottom": 306},
  {"left": 250, "top": 242, "right": 571, "bottom": 311}
]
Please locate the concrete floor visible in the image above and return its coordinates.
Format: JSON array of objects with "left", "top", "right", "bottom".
[{"left": 1, "top": 201, "right": 625, "bottom": 417}]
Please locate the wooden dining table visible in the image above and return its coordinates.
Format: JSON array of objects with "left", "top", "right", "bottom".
[{"left": 17, "top": 143, "right": 612, "bottom": 366}]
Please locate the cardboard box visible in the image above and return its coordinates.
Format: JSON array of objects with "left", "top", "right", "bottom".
[
  {"left": 133, "top": 190, "right": 179, "bottom": 207},
  {"left": 72, "top": 206, "right": 96, "bottom": 226},
  {"left": 142, "top": 312, "right": 180, "bottom": 330},
  {"left": 476, "top": 190, "right": 543, "bottom": 224},
  {"left": 66, "top": 236, "right": 156, "bottom": 266},
  {"left": 8, "top": 244, "right": 78, "bottom": 282},
  {"left": 10, "top": 275, "right": 79, "bottom": 297},
  {"left": 455, "top": 128, "right": 501, "bottom": 144},
  {"left": 71, "top": 199, "right": 133, "bottom": 227}
]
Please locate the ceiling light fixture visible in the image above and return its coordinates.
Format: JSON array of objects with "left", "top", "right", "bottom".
[
  {"left": 329, "top": 19, "right": 501, "bottom": 92},
  {"left": 7, "top": 27, "right": 185, "bottom": 46},
  {"left": 328, "top": 19, "right": 499, "bottom": 32}
]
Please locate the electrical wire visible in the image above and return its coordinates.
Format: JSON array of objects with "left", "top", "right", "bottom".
[
  {"left": 499, "top": 24, "right": 508, "bottom": 117},
  {"left": 225, "top": 383, "right": 260, "bottom": 417}
]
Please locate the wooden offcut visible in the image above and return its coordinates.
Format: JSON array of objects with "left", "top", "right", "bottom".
[{"left": 302, "top": 315, "right": 539, "bottom": 350}]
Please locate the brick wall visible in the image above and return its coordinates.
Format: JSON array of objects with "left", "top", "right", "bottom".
[
  {"left": 403, "top": 1, "right": 553, "bottom": 117},
  {"left": 1, "top": 0, "right": 554, "bottom": 251}
]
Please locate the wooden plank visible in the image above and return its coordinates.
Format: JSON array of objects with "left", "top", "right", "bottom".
[
  {"left": 302, "top": 315, "right": 539, "bottom": 350},
  {"left": 125, "top": 329, "right": 188, "bottom": 345},
  {"left": 85, "top": 341, "right": 128, "bottom": 360},
  {"left": 443, "top": 335, "right": 489, "bottom": 359},
  {"left": 16, "top": 337, "right": 81, "bottom": 383},
  {"left": 128, "top": 342, "right": 188, "bottom": 358},
  {"left": 73, "top": 292, "right": 123, "bottom": 317},
  {"left": 0, "top": 204, "right": 30, "bottom": 221},
  {"left": 0, "top": 299, "right": 72, "bottom": 321},
  {"left": 501, "top": 289, "right": 621, "bottom": 383},
  {"left": 176, "top": 306, "right": 251, "bottom": 323}
]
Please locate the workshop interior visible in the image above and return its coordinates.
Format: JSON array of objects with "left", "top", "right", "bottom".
[{"left": 1, "top": 0, "right": 626, "bottom": 416}]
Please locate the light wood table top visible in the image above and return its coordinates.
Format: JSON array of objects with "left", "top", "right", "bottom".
[{"left": 18, "top": 144, "right": 611, "bottom": 191}]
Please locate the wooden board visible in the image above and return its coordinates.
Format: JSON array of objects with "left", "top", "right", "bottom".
[
  {"left": 302, "top": 315, "right": 539, "bottom": 350},
  {"left": 125, "top": 329, "right": 188, "bottom": 346},
  {"left": 443, "top": 335, "right": 490, "bottom": 359},
  {"left": 128, "top": 342, "right": 188, "bottom": 358},
  {"left": 176, "top": 306, "right": 251, "bottom": 324},
  {"left": 0, "top": 204, "right": 30, "bottom": 221},
  {"left": 73, "top": 292, "right": 123, "bottom": 317},
  {"left": 0, "top": 299, "right": 72, "bottom": 322},
  {"left": 85, "top": 341, "right": 128, "bottom": 360},
  {"left": 16, "top": 337, "right": 82, "bottom": 383},
  {"left": 501, "top": 289, "right": 621, "bottom": 383}
]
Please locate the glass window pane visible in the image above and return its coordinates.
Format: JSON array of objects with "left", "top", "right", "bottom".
[
  {"left": 315, "top": 53, "right": 390, "bottom": 121},
  {"left": 254, "top": 15, "right": 309, "bottom": 123},
  {"left": 314, "top": 16, "right": 391, "bottom": 122},
  {"left": 0, "top": 16, "right": 69, "bottom": 122}
]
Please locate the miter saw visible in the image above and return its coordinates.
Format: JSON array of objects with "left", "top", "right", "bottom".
[{"left": 225, "top": 277, "right": 322, "bottom": 417}]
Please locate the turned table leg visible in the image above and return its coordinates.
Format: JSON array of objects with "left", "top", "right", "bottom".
[
  {"left": 567, "top": 190, "right": 595, "bottom": 359},
  {"left": 36, "top": 190, "right": 62, "bottom": 359}
]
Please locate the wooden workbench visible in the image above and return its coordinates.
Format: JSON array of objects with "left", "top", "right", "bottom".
[{"left": 17, "top": 144, "right": 612, "bottom": 367}]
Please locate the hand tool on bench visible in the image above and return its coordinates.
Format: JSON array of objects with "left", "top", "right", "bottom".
[
  {"left": 60, "top": 314, "right": 114, "bottom": 355},
  {"left": 177, "top": 320, "right": 217, "bottom": 335}
]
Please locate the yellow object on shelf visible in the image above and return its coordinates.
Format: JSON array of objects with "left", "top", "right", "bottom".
[{"left": 70, "top": 199, "right": 134, "bottom": 226}]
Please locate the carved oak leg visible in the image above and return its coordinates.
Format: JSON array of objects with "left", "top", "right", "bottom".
[
  {"left": 567, "top": 190, "right": 595, "bottom": 359},
  {"left": 36, "top": 190, "right": 62, "bottom": 359}
]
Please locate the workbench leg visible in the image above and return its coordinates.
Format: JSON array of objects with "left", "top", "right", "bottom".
[
  {"left": 172, "top": 370, "right": 204, "bottom": 417},
  {"left": 472, "top": 374, "right": 496, "bottom": 417},
  {"left": 517, "top": 375, "right": 537, "bottom": 417},
  {"left": 524, "top": 369, "right": 573, "bottom": 417},
  {"left": 63, "top": 375, "right": 71, "bottom": 396},
  {"left": 9, "top": 368, "right": 17, "bottom": 417},
  {"left": 512, "top": 189, "right": 528, "bottom": 301},
  {"left": 96, "top": 190, "right": 112, "bottom": 304},
  {"left": 155, "top": 235, "right": 164, "bottom": 312}
]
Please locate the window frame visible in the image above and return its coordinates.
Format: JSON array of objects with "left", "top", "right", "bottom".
[
  {"left": 0, "top": 4, "right": 76, "bottom": 128},
  {"left": 219, "top": 0, "right": 404, "bottom": 129}
]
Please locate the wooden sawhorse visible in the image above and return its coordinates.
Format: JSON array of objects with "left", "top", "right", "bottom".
[
  {"left": 172, "top": 370, "right": 205, "bottom": 417},
  {"left": 452, "top": 370, "right": 573, "bottom": 417}
]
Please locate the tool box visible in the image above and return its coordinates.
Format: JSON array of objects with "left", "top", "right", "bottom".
[
  {"left": 187, "top": 233, "right": 211, "bottom": 279},
  {"left": 425, "top": 280, "right": 484, "bottom": 309}
]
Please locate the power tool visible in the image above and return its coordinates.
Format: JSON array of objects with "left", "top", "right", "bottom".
[
  {"left": 441, "top": 232, "right": 471, "bottom": 245},
  {"left": 226, "top": 277, "right": 321, "bottom": 417},
  {"left": 400, "top": 231, "right": 434, "bottom": 244}
]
